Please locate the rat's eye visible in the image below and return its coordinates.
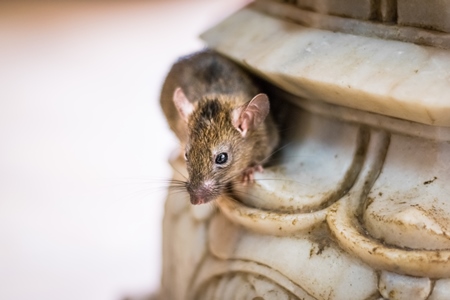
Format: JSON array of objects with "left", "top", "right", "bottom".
[{"left": 215, "top": 152, "right": 228, "bottom": 165}]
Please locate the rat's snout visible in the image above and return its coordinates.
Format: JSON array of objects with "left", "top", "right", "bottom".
[{"left": 186, "top": 180, "right": 218, "bottom": 205}]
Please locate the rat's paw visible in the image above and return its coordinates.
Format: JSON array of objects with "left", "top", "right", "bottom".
[{"left": 241, "top": 165, "right": 264, "bottom": 185}]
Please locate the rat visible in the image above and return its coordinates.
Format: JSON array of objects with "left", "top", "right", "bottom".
[{"left": 160, "top": 49, "right": 279, "bottom": 205}]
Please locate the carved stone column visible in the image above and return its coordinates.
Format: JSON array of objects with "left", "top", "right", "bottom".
[{"left": 161, "top": 1, "right": 450, "bottom": 299}]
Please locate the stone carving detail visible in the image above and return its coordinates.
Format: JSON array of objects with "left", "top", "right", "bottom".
[
  {"left": 161, "top": 1, "right": 450, "bottom": 299},
  {"left": 162, "top": 100, "right": 450, "bottom": 299},
  {"left": 378, "top": 272, "right": 431, "bottom": 300},
  {"left": 193, "top": 271, "right": 300, "bottom": 300}
]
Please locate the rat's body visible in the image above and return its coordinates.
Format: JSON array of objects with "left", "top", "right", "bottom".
[{"left": 160, "top": 50, "right": 279, "bottom": 205}]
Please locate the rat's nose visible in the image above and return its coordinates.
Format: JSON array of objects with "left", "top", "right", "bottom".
[
  {"left": 189, "top": 195, "right": 205, "bottom": 205},
  {"left": 188, "top": 188, "right": 211, "bottom": 205},
  {"left": 187, "top": 180, "right": 216, "bottom": 205}
]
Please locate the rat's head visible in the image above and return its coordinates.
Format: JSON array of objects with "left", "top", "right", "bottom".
[{"left": 173, "top": 87, "right": 270, "bottom": 205}]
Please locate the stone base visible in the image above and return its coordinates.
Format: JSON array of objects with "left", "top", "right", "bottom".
[{"left": 161, "top": 1, "right": 450, "bottom": 299}]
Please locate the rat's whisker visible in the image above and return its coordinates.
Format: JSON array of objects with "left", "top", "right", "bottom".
[
  {"left": 204, "top": 200, "right": 218, "bottom": 213},
  {"left": 167, "top": 190, "right": 189, "bottom": 197},
  {"left": 118, "top": 187, "right": 166, "bottom": 202},
  {"left": 253, "top": 178, "right": 311, "bottom": 187},
  {"left": 231, "top": 189, "right": 267, "bottom": 205},
  {"left": 276, "top": 124, "right": 300, "bottom": 134},
  {"left": 170, "top": 165, "right": 188, "bottom": 181},
  {"left": 258, "top": 141, "right": 294, "bottom": 164}
]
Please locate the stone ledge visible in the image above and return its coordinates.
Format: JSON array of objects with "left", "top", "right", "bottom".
[{"left": 201, "top": 7, "right": 450, "bottom": 127}]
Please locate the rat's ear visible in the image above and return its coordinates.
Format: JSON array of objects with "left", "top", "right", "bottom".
[
  {"left": 232, "top": 93, "right": 270, "bottom": 137},
  {"left": 173, "top": 87, "right": 194, "bottom": 122}
]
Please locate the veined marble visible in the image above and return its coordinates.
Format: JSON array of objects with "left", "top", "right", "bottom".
[{"left": 161, "top": 1, "right": 450, "bottom": 299}]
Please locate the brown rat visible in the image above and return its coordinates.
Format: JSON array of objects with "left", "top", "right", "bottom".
[{"left": 160, "top": 49, "right": 279, "bottom": 205}]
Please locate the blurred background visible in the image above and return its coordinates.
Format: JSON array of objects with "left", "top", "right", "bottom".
[{"left": 0, "top": 0, "right": 249, "bottom": 299}]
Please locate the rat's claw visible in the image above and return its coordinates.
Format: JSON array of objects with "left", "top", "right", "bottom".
[
  {"left": 241, "top": 165, "right": 264, "bottom": 185},
  {"left": 255, "top": 165, "right": 264, "bottom": 173},
  {"left": 242, "top": 173, "right": 254, "bottom": 185}
]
